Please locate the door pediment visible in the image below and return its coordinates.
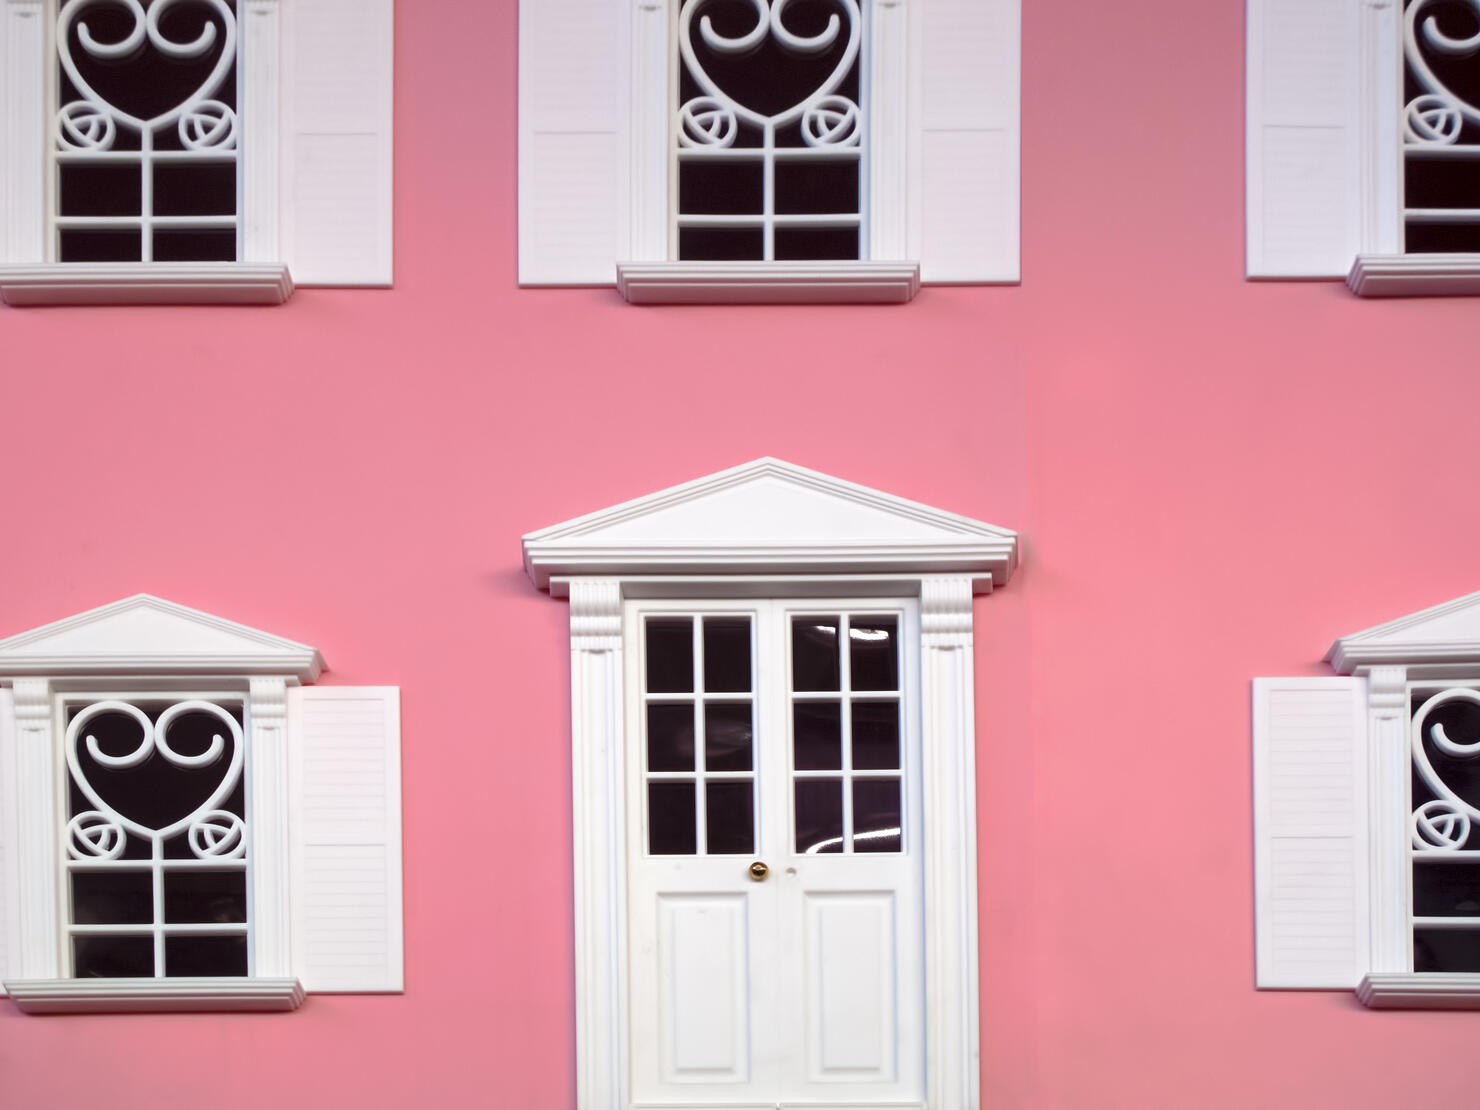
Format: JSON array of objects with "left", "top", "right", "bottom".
[
  {"left": 522, "top": 458, "right": 1018, "bottom": 591},
  {"left": 1329, "top": 589, "right": 1480, "bottom": 672}
]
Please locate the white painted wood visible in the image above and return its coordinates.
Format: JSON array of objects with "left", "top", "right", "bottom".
[
  {"left": 3, "top": 976, "right": 303, "bottom": 1012},
  {"left": 519, "top": 0, "right": 627, "bottom": 285},
  {"left": 1252, "top": 676, "right": 1370, "bottom": 988},
  {"left": 288, "top": 685, "right": 403, "bottom": 992},
  {"left": 1365, "top": 666, "right": 1411, "bottom": 975},
  {"left": 10, "top": 679, "right": 57, "bottom": 982},
  {"left": 1327, "top": 588, "right": 1480, "bottom": 673},
  {"left": 279, "top": 0, "right": 394, "bottom": 286},
  {"left": 523, "top": 458, "right": 1018, "bottom": 591},
  {"left": 916, "top": 0, "right": 1019, "bottom": 283},
  {"left": 0, "top": 688, "right": 16, "bottom": 991},
  {"left": 1358, "top": 972, "right": 1480, "bottom": 1008},
  {"left": 1348, "top": 253, "right": 1480, "bottom": 296},
  {"left": 869, "top": 0, "right": 911, "bottom": 262},
  {"left": 249, "top": 677, "right": 293, "bottom": 978},
  {"left": 0, "top": 263, "right": 294, "bottom": 305},
  {"left": 1246, "top": 0, "right": 1364, "bottom": 277},
  {"left": 0, "top": 0, "right": 44, "bottom": 266},
  {"left": 242, "top": 0, "right": 284, "bottom": 264},
  {"left": 0, "top": 594, "right": 322, "bottom": 679},
  {"left": 617, "top": 261, "right": 920, "bottom": 304}
]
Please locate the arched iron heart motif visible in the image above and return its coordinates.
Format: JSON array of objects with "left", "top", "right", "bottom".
[
  {"left": 65, "top": 699, "right": 244, "bottom": 842},
  {"left": 57, "top": 0, "right": 237, "bottom": 133},
  {"left": 1406, "top": 0, "right": 1480, "bottom": 134},
  {"left": 678, "top": 0, "right": 861, "bottom": 131}
]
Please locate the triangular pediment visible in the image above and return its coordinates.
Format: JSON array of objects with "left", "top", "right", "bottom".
[
  {"left": 523, "top": 458, "right": 1018, "bottom": 591},
  {"left": 0, "top": 595, "right": 323, "bottom": 679},
  {"left": 1327, "top": 589, "right": 1480, "bottom": 673}
]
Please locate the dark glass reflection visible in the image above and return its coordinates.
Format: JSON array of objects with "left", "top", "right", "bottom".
[
  {"left": 74, "top": 934, "right": 153, "bottom": 978},
  {"left": 792, "top": 617, "right": 840, "bottom": 691},
  {"left": 646, "top": 618, "right": 694, "bottom": 693},
  {"left": 703, "top": 617, "right": 752, "bottom": 693},
  {"left": 72, "top": 871, "right": 153, "bottom": 925},
  {"left": 795, "top": 779, "right": 843, "bottom": 854},
  {"left": 852, "top": 701, "right": 900, "bottom": 770},
  {"left": 706, "top": 782, "right": 754, "bottom": 855},
  {"left": 165, "top": 934, "right": 247, "bottom": 977},
  {"left": 647, "top": 703, "right": 696, "bottom": 772},
  {"left": 1415, "top": 928, "right": 1480, "bottom": 972},
  {"left": 793, "top": 702, "right": 842, "bottom": 770},
  {"left": 853, "top": 780, "right": 902, "bottom": 853},
  {"left": 164, "top": 870, "right": 247, "bottom": 924},
  {"left": 705, "top": 702, "right": 753, "bottom": 772},
  {"left": 849, "top": 617, "right": 898, "bottom": 691},
  {"left": 649, "top": 781, "right": 697, "bottom": 855}
]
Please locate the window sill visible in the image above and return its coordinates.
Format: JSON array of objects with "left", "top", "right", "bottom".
[
  {"left": 0, "top": 263, "right": 295, "bottom": 306},
  {"left": 615, "top": 261, "right": 921, "bottom": 305},
  {"left": 1357, "top": 973, "right": 1480, "bottom": 1009},
  {"left": 3, "top": 976, "right": 305, "bottom": 1013},
  {"left": 1346, "top": 254, "right": 1480, "bottom": 298}
]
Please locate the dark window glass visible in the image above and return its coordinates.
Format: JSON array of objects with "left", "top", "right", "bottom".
[
  {"left": 703, "top": 617, "right": 752, "bottom": 693},
  {"left": 154, "top": 229, "right": 236, "bottom": 262},
  {"left": 774, "top": 227, "right": 858, "bottom": 261},
  {"left": 649, "top": 781, "right": 697, "bottom": 855},
  {"left": 646, "top": 618, "right": 694, "bottom": 693},
  {"left": 705, "top": 702, "right": 753, "bottom": 772},
  {"left": 680, "top": 160, "right": 763, "bottom": 215},
  {"left": 795, "top": 779, "right": 843, "bottom": 854},
  {"left": 74, "top": 934, "right": 153, "bottom": 978},
  {"left": 164, "top": 870, "right": 247, "bottom": 924},
  {"left": 647, "top": 703, "right": 696, "bottom": 772},
  {"left": 1415, "top": 928, "right": 1480, "bottom": 972},
  {"left": 792, "top": 617, "right": 840, "bottom": 691},
  {"left": 60, "top": 229, "right": 141, "bottom": 263},
  {"left": 850, "top": 617, "right": 898, "bottom": 691},
  {"left": 706, "top": 781, "right": 754, "bottom": 855},
  {"left": 59, "top": 164, "right": 141, "bottom": 217},
  {"left": 71, "top": 871, "right": 153, "bottom": 925},
  {"left": 154, "top": 164, "right": 237, "bottom": 217},
  {"left": 853, "top": 780, "right": 902, "bottom": 853},
  {"left": 852, "top": 701, "right": 900, "bottom": 770},
  {"left": 678, "top": 227, "right": 765, "bottom": 261},
  {"left": 793, "top": 701, "right": 842, "bottom": 770},
  {"left": 165, "top": 934, "right": 248, "bottom": 977}
]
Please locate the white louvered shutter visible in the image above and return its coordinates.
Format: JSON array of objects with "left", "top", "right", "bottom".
[
  {"left": 518, "top": 0, "right": 626, "bottom": 285},
  {"left": 1253, "top": 676, "right": 1370, "bottom": 988},
  {"left": 288, "top": 686, "right": 403, "bottom": 992},
  {"left": 279, "top": 0, "right": 394, "bottom": 286},
  {"left": 0, "top": 689, "right": 14, "bottom": 991},
  {"left": 917, "top": 0, "right": 1020, "bottom": 282},
  {"left": 1245, "top": 0, "right": 1363, "bottom": 277}
]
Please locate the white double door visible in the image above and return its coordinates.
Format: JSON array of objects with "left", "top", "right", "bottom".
[{"left": 625, "top": 598, "right": 925, "bottom": 1109}]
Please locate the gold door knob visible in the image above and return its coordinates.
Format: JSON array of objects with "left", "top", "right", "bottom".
[{"left": 748, "top": 860, "right": 770, "bottom": 882}]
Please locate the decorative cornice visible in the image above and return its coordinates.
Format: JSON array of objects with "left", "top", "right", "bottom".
[
  {"left": 1348, "top": 254, "right": 1480, "bottom": 298},
  {"left": 616, "top": 261, "right": 921, "bottom": 305},
  {"left": 249, "top": 676, "right": 289, "bottom": 719},
  {"left": 10, "top": 677, "right": 48, "bottom": 725},
  {"left": 5, "top": 977, "right": 305, "bottom": 1013},
  {"left": 0, "top": 263, "right": 293, "bottom": 306},
  {"left": 1368, "top": 666, "right": 1407, "bottom": 720},
  {"left": 1358, "top": 972, "right": 1480, "bottom": 1009},
  {"left": 569, "top": 579, "right": 622, "bottom": 653},
  {"left": 921, "top": 577, "right": 975, "bottom": 648},
  {"left": 1328, "top": 588, "right": 1480, "bottom": 673}
]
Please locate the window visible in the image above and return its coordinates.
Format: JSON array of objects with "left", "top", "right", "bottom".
[
  {"left": 1253, "top": 587, "right": 1480, "bottom": 1007},
  {"left": 0, "top": 0, "right": 393, "bottom": 306},
  {"left": 519, "top": 0, "right": 1020, "bottom": 302},
  {"left": 523, "top": 457, "right": 1019, "bottom": 1106},
  {"left": 0, "top": 594, "right": 403, "bottom": 1012},
  {"left": 1247, "top": 0, "right": 1480, "bottom": 295}
]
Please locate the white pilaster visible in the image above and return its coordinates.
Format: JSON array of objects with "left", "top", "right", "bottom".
[
  {"left": 241, "top": 0, "right": 282, "bottom": 263},
  {"left": 629, "top": 0, "right": 668, "bottom": 262},
  {"left": 12, "top": 678, "right": 57, "bottom": 979},
  {"left": 248, "top": 676, "right": 291, "bottom": 977},
  {"left": 1358, "top": 0, "right": 1400, "bottom": 256},
  {"left": 569, "top": 578, "right": 627, "bottom": 1110},
  {"left": 1368, "top": 665, "right": 1410, "bottom": 973},
  {"left": 2, "top": 0, "right": 46, "bottom": 265},
  {"left": 869, "top": 0, "right": 910, "bottom": 260},
  {"left": 919, "top": 575, "right": 980, "bottom": 1110}
]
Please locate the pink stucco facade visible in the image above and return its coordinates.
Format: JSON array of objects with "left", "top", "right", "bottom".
[{"left": 3, "top": 0, "right": 1480, "bottom": 1106}]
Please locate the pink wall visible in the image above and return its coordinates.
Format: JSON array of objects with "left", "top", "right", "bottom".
[{"left": 5, "top": 0, "right": 1480, "bottom": 1105}]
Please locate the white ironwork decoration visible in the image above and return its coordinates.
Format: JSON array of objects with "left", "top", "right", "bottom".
[
  {"left": 1409, "top": 688, "right": 1480, "bottom": 972},
  {"left": 53, "top": 0, "right": 240, "bottom": 263},
  {"left": 64, "top": 698, "right": 249, "bottom": 978},
  {"left": 1402, "top": 0, "right": 1480, "bottom": 251},
  {"left": 675, "top": 0, "right": 863, "bottom": 261}
]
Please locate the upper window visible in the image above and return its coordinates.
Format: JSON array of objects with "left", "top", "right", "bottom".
[
  {"left": 1247, "top": 0, "right": 1480, "bottom": 295},
  {"left": 1254, "top": 587, "right": 1480, "bottom": 1008},
  {"left": 519, "top": 0, "right": 1020, "bottom": 302},
  {"left": 0, "top": 0, "right": 394, "bottom": 305},
  {"left": 0, "top": 594, "right": 403, "bottom": 1013}
]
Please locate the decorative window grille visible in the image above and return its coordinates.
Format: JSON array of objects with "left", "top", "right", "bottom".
[
  {"left": 1403, "top": 0, "right": 1480, "bottom": 253},
  {"left": 53, "top": 0, "right": 240, "bottom": 264},
  {"left": 675, "top": 0, "right": 863, "bottom": 262},
  {"left": 64, "top": 697, "right": 248, "bottom": 979}
]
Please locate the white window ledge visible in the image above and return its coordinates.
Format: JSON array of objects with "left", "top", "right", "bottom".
[
  {"left": 3, "top": 977, "right": 305, "bottom": 1014},
  {"left": 615, "top": 261, "right": 921, "bottom": 305},
  {"left": 1346, "top": 254, "right": 1480, "bottom": 298},
  {"left": 0, "top": 264, "right": 294, "bottom": 307},
  {"left": 1357, "top": 973, "right": 1480, "bottom": 1009}
]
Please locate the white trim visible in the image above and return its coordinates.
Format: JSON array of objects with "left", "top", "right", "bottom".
[
  {"left": 616, "top": 261, "right": 920, "bottom": 304},
  {"left": 248, "top": 677, "right": 292, "bottom": 977},
  {"left": 1366, "top": 666, "right": 1412, "bottom": 974},
  {"left": 0, "top": 263, "right": 294, "bottom": 305},
  {"left": 1358, "top": 973, "right": 1480, "bottom": 1009},
  {"left": 1348, "top": 254, "right": 1480, "bottom": 297},
  {"left": 11, "top": 678, "right": 57, "bottom": 982},
  {"left": 3, "top": 976, "right": 304, "bottom": 1012},
  {"left": 0, "top": 0, "right": 45, "bottom": 266},
  {"left": 242, "top": 0, "right": 283, "bottom": 265}
]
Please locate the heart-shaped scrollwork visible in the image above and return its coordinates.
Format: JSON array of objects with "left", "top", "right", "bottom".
[
  {"left": 56, "top": 0, "right": 238, "bottom": 143},
  {"left": 678, "top": 0, "right": 861, "bottom": 130},
  {"left": 1406, "top": 0, "right": 1480, "bottom": 140},
  {"left": 66, "top": 699, "right": 244, "bottom": 844},
  {"left": 1412, "top": 688, "right": 1480, "bottom": 837}
]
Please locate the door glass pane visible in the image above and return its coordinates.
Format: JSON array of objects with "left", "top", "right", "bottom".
[
  {"left": 794, "top": 702, "right": 842, "bottom": 770},
  {"left": 73, "top": 935, "right": 153, "bottom": 978},
  {"left": 852, "top": 700, "right": 900, "bottom": 770},
  {"left": 648, "top": 703, "right": 696, "bottom": 772},
  {"left": 706, "top": 781, "right": 755, "bottom": 855},
  {"left": 649, "top": 782, "right": 697, "bottom": 855},
  {"left": 795, "top": 779, "right": 843, "bottom": 854},
  {"left": 792, "top": 618, "right": 840, "bottom": 691},
  {"left": 705, "top": 702, "right": 753, "bottom": 772},
  {"left": 646, "top": 617, "right": 694, "bottom": 693},
  {"left": 849, "top": 617, "right": 898, "bottom": 691},
  {"left": 704, "top": 617, "right": 752, "bottom": 693},
  {"left": 853, "top": 780, "right": 902, "bottom": 853}
]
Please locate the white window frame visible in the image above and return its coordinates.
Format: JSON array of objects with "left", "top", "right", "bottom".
[
  {"left": 1254, "top": 588, "right": 1480, "bottom": 1009},
  {"left": 0, "top": 594, "right": 403, "bottom": 1013},
  {"left": 1246, "top": 0, "right": 1480, "bottom": 296},
  {"left": 0, "top": 0, "right": 394, "bottom": 306},
  {"left": 519, "top": 0, "right": 1020, "bottom": 303},
  {"left": 523, "top": 457, "right": 1020, "bottom": 1107}
]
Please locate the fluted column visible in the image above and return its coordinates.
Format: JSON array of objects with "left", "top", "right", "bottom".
[
  {"left": 1367, "top": 665, "right": 1410, "bottom": 972},
  {"left": 242, "top": 0, "right": 282, "bottom": 263},
  {"left": 12, "top": 678, "right": 57, "bottom": 979},
  {"left": 249, "top": 676, "right": 292, "bottom": 977},
  {"left": 2, "top": 0, "right": 45, "bottom": 264}
]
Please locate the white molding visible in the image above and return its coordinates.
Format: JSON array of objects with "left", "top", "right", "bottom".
[
  {"left": 1, "top": 0, "right": 44, "bottom": 265},
  {"left": 242, "top": 0, "right": 283, "bottom": 265},
  {"left": 0, "top": 263, "right": 294, "bottom": 306},
  {"left": 616, "top": 261, "right": 921, "bottom": 304},
  {"left": 11, "top": 678, "right": 56, "bottom": 981},
  {"left": 248, "top": 676, "right": 292, "bottom": 978},
  {"left": 0, "top": 594, "right": 323, "bottom": 680},
  {"left": 628, "top": 0, "right": 667, "bottom": 263},
  {"left": 1347, "top": 254, "right": 1480, "bottom": 298},
  {"left": 1358, "top": 973, "right": 1480, "bottom": 1009},
  {"left": 1366, "top": 666, "right": 1410, "bottom": 974},
  {"left": 1328, "top": 588, "right": 1480, "bottom": 673},
  {"left": 869, "top": 0, "right": 911, "bottom": 261},
  {"left": 4, "top": 976, "right": 304, "bottom": 1013}
]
